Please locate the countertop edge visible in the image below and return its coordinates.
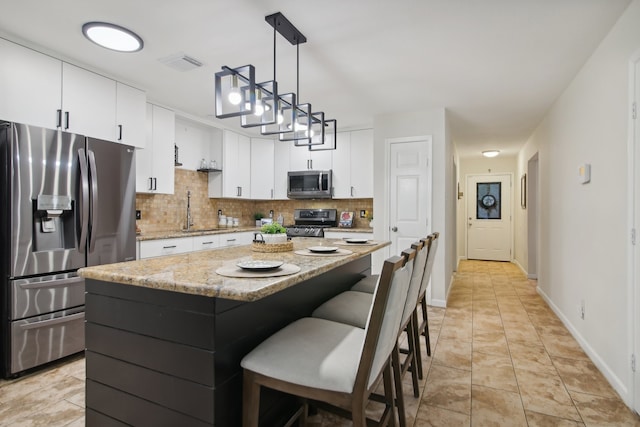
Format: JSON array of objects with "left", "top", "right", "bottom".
[{"left": 79, "top": 239, "right": 389, "bottom": 301}]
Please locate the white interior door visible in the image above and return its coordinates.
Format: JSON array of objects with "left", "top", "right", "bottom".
[
  {"left": 467, "top": 174, "right": 512, "bottom": 261},
  {"left": 388, "top": 138, "right": 431, "bottom": 256}
]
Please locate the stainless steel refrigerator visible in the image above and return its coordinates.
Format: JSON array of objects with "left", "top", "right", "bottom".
[{"left": 0, "top": 121, "right": 136, "bottom": 378}]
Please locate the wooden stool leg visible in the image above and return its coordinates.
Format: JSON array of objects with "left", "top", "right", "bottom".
[
  {"left": 406, "top": 320, "right": 420, "bottom": 397},
  {"left": 391, "top": 345, "right": 406, "bottom": 427},
  {"left": 421, "top": 297, "right": 431, "bottom": 356},
  {"left": 412, "top": 311, "right": 424, "bottom": 379},
  {"left": 243, "top": 370, "right": 261, "bottom": 427}
]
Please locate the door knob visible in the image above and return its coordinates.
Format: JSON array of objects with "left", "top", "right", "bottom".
[{"left": 391, "top": 226, "right": 398, "bottom": 232}]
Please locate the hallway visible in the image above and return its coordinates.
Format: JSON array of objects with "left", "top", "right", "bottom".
[
  {"left": 411, "top": 260, "right": 640, "bottom": 425},
  {"left": 0, "top": 261, "right": 639, "bottom": 426}
]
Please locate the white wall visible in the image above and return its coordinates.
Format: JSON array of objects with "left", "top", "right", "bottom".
[
  {"left": 373, "top": 107, "right": 457, "bottom": 307},
  {"left": 457, "top": 156, "right": 518, "bottom": 263},
  {"left": 514, "top": 0, "right": 640, "bottom": 405}
]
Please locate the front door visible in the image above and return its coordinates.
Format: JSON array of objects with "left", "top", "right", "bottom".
[
  {"left": 467, "top": 174, "right": 512, "bottom": 261},
  {"left": 388, "top": 137, "right": 432, "bottom": 257}
]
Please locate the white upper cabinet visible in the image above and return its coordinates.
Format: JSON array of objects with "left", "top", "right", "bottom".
[
  {"left": 0, "top": 38, "right": 62, "bottom": 129},
  {"left": 349, "top": 129, "right": 374, "bottom": 198},
  {"left": 331, "top": 129, "right": 373, "bottom": 198},
  {"left": 331, "top": 132, "right": 352, "bottom": 199},
  {"left": 289, "top": 144, "right": 332, "bottom": 171},
  {"left": 209, "top": 130, "right": 251, "bottom": 198},
  {"left": 273, "top": 141, "right": 290, "bottom": 199},
  {"left": 136, "top": 103, "right": 175, "bottom": 194},
  {"left": 251, "top": 138, "right": 275, "bottom": 199},
  {"left": 61, "top": 63, "right": 116, "bottom": 141},
  {"left": 116, "top": 83, "right": 146, "bottom": 148},
  {"left": 0, "top": 38, "right": 145, "bottom": 143}
]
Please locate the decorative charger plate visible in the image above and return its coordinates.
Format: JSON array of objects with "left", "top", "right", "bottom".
[
  {"left": 307, "top": 246, "right": 338, "bottom": 253},
  {"left": 345, "top": 238, "right": 369, "bottom": 244},
  {"left": 236, "top": 260, "right": 284, "bottom": 271}
]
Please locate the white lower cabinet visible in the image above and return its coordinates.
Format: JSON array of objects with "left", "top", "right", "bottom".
[
  {"left": 139, "top": 237, "right": 193, "bottom": 259},
  {"left": 138, "top": 232, "right": 255, "bottom": 259},
  {"left": 219, "top": 231, "right": 254, "bottom": 247},
  {"left": 192, "top": 235, "right": 220, "bottom": 251}
]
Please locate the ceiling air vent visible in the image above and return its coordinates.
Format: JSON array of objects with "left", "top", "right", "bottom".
[{"left": 159, "top": 52, "right": 203, "bottom": 71}]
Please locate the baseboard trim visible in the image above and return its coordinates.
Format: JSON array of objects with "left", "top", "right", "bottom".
[
  {"left": 536, "top": 286, "right": 631, "bottom": 406},
  {"left": 512, "top": 258, "right": 527, "bottom": 276}
]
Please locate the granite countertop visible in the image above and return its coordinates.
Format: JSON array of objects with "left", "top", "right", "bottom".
[
  {"left": 136, "top": 227, "right": 373, "bottom": 241},
  {"left": 79, "top": 237, "right": 389, "bottom": 302}
]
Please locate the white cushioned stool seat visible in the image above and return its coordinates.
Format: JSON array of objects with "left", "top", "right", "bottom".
[
  {"left": 350, "top": 274, "right": 379, "bottom": 293},
  {"left": 311, "top": 290, "right": 373, "bottom": 329},
  {"left": 241, "top": 317, "right": 365, "bottom": 393}
]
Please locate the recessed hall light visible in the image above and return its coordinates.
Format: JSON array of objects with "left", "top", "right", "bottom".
[
  {"left": 82, "top": 22, "right": 143, "bottom": 53},
  {"left": 482, "top": 150, "right": 500, "bottom": 158}
]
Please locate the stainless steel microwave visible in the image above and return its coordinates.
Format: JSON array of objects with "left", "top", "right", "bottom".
[{"left": 287, "top": 170, "right": 332, "bottom": 199}]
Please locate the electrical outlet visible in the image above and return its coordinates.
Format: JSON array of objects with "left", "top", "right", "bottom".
[
  {"left": 136, "top": 210, "right": 141, "bottom": 220},
  {"left": 580, "top": 299, "right": 585, "bottom": 320}
]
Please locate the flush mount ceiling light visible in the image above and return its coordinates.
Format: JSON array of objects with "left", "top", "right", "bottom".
[
  {"left": 482, "top": 150, "right": 500, "bottom": 158},
  {"left": 82, "top": 22, "right": 143, "bottom": 52},
  {"left": 215, "top": 12, "right": 337, "bottom": 150}
]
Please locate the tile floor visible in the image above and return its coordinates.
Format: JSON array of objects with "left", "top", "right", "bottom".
[{"left": 1, "top": 260, "right": 639, "bottom": 426}]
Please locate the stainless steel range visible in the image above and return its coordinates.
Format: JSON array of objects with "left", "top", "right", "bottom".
[{"left": 286, "top": 209, "right": 337, "bottom": 238}]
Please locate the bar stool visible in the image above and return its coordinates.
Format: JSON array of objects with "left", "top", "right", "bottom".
[
  {"left": 416, "top": 232, "right": 439, "bottom": 358},
  {"left": 311, "top": 243, "right": 428, "bottom": 427},
  {"left": 241, "top": 254, "right": 413, "bottom": 427}
]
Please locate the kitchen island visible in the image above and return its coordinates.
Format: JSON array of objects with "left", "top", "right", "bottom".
[{"left": 79, "top": 237, "right": 389, "bottom": 426}]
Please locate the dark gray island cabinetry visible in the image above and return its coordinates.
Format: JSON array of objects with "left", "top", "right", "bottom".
[{"left": 79, "top": 238, "right": 389, "bottom": 426}]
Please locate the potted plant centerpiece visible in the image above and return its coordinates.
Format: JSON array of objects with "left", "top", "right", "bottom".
[{"left": 260, "top": 223, "right": 288, "bottom": 244}]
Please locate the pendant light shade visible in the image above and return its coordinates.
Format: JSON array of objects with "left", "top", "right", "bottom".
[
  {"left": 309, "top": 119, "right": 337, "bottom": 151},
  {"left": 214, "top": 65, "right": 256, "bottom": 119},
  {"left": 241, "top": 81, "right": 279, "bottom": 128},
  {"left": 261, "top": 93, "right": 297, "bottom": 135},
  {"left": 280, "top": 103, "right": 312, "bottom": 142}
]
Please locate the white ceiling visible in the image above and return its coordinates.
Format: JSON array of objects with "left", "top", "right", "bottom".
[{"left": 0, "top": 0, "right": 631, "bottom": 157}]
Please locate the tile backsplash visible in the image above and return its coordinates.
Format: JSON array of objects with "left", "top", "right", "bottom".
[{"left": 136, "top": 169, "right": 373, "bottom": 233}]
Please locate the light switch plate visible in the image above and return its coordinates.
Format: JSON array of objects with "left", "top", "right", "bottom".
[{"left": 578, "top": 164, "right": 591, "bottom": 184}]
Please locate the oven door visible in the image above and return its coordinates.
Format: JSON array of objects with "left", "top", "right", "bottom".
[{"left": 10, "top": 307, "right": 85, "bottom": 374}]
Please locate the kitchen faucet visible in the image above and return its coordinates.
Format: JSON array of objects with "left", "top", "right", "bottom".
[{"left": 186, "top": 190, "right": 194, "bottom": 231}]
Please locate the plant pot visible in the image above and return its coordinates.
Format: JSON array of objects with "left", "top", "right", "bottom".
[
  {"left": 262, "top": 233, "right": 288, "bottom": 244},
  {"left": 255, "top": 220, "right": 262, "bottom": 227}
]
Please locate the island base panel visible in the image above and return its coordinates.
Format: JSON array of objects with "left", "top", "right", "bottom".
[{"left": 86, "top": 255, "right": 370, "bottom": 426}]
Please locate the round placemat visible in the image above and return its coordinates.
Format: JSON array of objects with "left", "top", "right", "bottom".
[
  {"left": 215, "top": 263, "right": 300, "bottom": 278},
  {"left": 294, "top": 249, "right": 353, "bottom": 257}
]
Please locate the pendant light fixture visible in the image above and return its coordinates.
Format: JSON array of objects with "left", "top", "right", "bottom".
[{"left": 214, "top": 12, "right": 337, "bottom": 150}]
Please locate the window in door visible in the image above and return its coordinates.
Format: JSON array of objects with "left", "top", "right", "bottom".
[{"left": 476, "top": 182, "right": 501, "bottom": 219}]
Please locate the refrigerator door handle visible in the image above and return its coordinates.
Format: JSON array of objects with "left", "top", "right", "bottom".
[
  {"left": 77, "top": 148, "right": 89, "bottom": 253},
  {"left": 87, "top": 149, "right": 99, "bottom": 253}
]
